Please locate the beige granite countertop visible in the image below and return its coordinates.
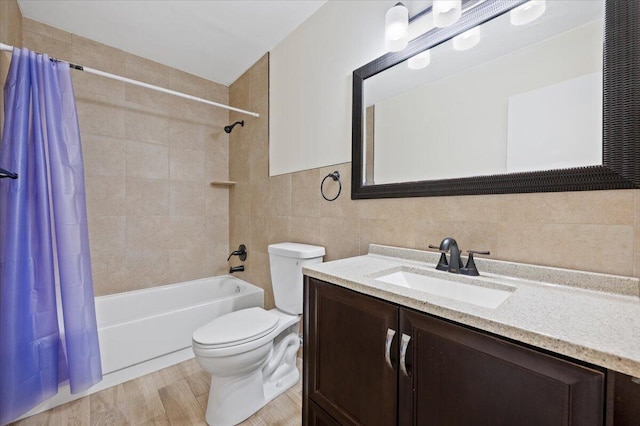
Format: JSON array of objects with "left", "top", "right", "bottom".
[{"left": 302, "top": 244, "right": 640, "bottom": 377}]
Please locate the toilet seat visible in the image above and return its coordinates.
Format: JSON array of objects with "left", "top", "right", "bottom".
[{"left": 193, "top": 307, "right": 279, "bottom": 348}]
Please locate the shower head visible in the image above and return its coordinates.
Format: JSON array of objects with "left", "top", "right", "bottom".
[{"left": 224, "top": 120, "right": 244, "bottom": 134}]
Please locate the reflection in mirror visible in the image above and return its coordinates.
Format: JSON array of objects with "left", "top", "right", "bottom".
[{"left": 364, "top": 0, "right": 603, "bottom": 185}]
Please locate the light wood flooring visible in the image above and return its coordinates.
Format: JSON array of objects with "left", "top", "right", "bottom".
[{"left": 11, "top": 358, "right": 302, "bottom": 426}]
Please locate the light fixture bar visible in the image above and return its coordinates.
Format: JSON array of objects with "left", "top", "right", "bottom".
[
  {"left": 433, "top": 0, "right": 463, "bottom": 28},
  {"left": 408, "top": 0, "right": 484, "bottom": 23},
  {"left": 385, "top": 2, "right": 410, "bottom": 52}
]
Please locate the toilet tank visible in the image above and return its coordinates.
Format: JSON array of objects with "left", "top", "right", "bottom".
[{"left": 268, "top": 243, "right": 325, "bottom": 315}]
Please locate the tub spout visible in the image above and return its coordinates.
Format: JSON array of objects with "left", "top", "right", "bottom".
[{"left": 229, "top": 265, "right": 245, "bottom": 273}]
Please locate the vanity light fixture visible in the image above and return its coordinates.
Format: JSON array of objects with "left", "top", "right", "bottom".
[
  {"left": 510, "top": 0, "right": 546, "bottom": 25},
  {"left": 433, "top": 0, "right": 462, "bottom": 28},
  {"left": 453, "top": 26, "right": 480, "bottom": 50},
  {"left": 385, "top": 2, "right": 409, "bottom": 52},
  {"left": 408, "top": 50, "right": 431, "bottom": 69}
]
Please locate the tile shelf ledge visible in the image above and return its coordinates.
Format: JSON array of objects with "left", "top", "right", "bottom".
[{"left": 210, "top": 181, "right": 236, "bottom": 187}]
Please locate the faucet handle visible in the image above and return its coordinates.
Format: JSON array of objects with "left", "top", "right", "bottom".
[
  {"left": 461, "top": 250, "right": 490, "bottom": 276},
  {"left": 227, "top": 244, "right": 248, "bottom": 261},
  {"left": 468, "top": 250, "right": 490, "bottom": 256},
  {"left": 428, "top": 244, "right": 449, "bottom": 271}
]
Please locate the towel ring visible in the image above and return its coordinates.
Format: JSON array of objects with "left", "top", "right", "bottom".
[{"left": 321, "top": 171, "right": 341, "bottom": 201}]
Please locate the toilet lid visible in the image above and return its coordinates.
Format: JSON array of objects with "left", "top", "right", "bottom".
[{"left": 192, "top": 307, "right": 279, "bottom": 347}]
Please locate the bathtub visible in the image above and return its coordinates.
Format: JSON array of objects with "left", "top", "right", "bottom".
[
  {"left": 18, "top": 275, "right": 264, "bottom": 420},
  {"left": 96, "top": 275, "right": 264, "bottom": 374}
]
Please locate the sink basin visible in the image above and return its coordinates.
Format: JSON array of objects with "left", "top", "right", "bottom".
[{"left": 374, "top": 270, "right": 514, "bottom": 309}]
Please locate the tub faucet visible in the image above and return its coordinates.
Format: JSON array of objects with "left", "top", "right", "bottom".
[
  {"left": 435, "top": 237, "right": 463, "bottom": 274},
  {"left": 227, "top": 244, "right": 247, "bottom": 261}
]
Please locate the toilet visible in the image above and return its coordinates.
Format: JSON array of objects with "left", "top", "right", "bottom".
[{"left": 192, "top": 242, "right": 325, "bottom": 425}]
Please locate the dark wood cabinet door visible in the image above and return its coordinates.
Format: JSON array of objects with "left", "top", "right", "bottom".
[
  {"left": 607, "top": 370, "right": 640, "bottom": 425},
  {"left": 308, "top": 400, "right": 342, "bottom": 426},
  {"left": 305, "top": 277, "right": 399, "bottom": 426},
  {"left": 399, "top": 309, "right": 605, "bottom": 426}
]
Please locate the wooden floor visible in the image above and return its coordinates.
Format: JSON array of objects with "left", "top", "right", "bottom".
[{"left": 11, "top": 358, "right": 302, "bottom": 426}]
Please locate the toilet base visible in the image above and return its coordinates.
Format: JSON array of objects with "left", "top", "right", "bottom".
[
  {"left": 205, "top": 368, "right": 265, "bottom": 426},
  {"left": 204, "top": 331, "right": 300, "bottom": 425},
  {"left": 263, "top": 359, "right": 299, "bottom": 406}
]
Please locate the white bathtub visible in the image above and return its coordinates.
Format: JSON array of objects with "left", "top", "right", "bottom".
[
  {"left": 95, "top": 275, "right": 264, "bottom": 374},
  {"left": 20, "top": 275, "right": 263, "bottom": 420}
]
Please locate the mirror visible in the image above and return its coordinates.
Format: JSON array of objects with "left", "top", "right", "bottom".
[{"left": 352, "top": 0, "right": 640, "bottom": 199}]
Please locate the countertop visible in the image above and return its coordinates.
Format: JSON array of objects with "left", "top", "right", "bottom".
[{"left": 302, "top": 244, "right": 640, "bottom": 377}]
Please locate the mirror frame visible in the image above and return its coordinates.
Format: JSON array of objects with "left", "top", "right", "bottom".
[{"left": 352, "top": 0, "right": 640, "bottom": 199}]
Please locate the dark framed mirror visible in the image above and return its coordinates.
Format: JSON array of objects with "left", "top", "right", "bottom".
[{"left": 352, "top": 0, "right": 640, "bottom": 199}]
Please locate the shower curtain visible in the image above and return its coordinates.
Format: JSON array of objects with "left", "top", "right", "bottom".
[{"left": 0, "top": 48, "right": 102, "bottom": 424}]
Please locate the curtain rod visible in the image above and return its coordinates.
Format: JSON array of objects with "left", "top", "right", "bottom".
[{"left": 0, "top": 42, "right": 259, "bottom": 118}]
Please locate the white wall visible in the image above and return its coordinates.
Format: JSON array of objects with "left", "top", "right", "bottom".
[
  {"left": 269, "top": 1, "right": 393, "bottom": 176},
  {"left": 507, "top": 72, "right": 602, "bottom": 173}
]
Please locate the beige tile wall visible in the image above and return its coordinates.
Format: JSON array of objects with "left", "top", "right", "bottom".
[
  {"left": 0, "top": 0, "right": 22, "bottom": 132},
  {"left": 0, "top": 0, "right": 22, "bottom": 46},
  {"left": 11, "top": 19, "right": 231, "bottom": 296},
  {"left": 230, "top": 54, "right": 640, "bottom": 310}
]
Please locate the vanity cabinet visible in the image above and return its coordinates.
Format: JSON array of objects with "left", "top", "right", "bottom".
[
  {"left": 304, "top": 277, "right": 606, "bottom": 425},
  {"left": 308, "top": 400, "right": 342, "bottom": 426},
  {"left": 399, "top": 309, "right": 603, "bottom": 425},
  {"left": 304, "top": 276, "right": 399, "bottom": 425},
  {"left": 608, "top": 371, "right": 640, "bottom": 425}
]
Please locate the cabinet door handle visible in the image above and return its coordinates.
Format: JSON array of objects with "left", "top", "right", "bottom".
[
  {"left": 385, "top": 328, "right": 396, "bottom": 370},
  {"left": 400, "top": 333, "right": 411, "bottom": 377}
]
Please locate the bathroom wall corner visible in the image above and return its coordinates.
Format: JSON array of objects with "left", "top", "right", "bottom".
[{"left": 229, "top": 53, "right": 274, "bottom": 307}]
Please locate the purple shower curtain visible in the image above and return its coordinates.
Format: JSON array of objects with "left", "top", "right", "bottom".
[{"left": 0, "top": 48, "right": 102, "bottom": 424}]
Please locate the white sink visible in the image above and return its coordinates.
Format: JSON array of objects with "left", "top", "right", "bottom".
[{"left": 374, "top": 270, "right": 514, "bottom": 309}]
